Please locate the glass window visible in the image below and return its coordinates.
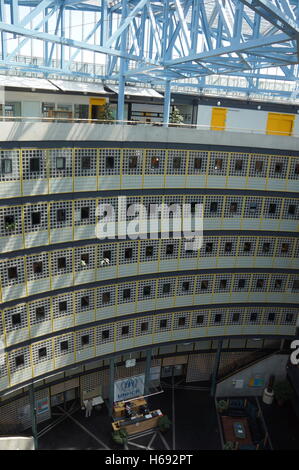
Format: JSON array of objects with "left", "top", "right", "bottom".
[
  {"left": 36, "top": 306, "right": 45, "bottom": 320},
  {"left": 194, "top": 158, "right": 202, "bottom": 170},
  {"left": 121, "top": 326, "right": 129, "bottom": 335},
  {"left": 38, "top": 347, "right": 47, "bottom": 358},
  {"left": 151, "top": 157, "right": 160, "bottom": 168},
  {"left": 12, "top": 313, "right": 21, "bottom": 326},
  {"left": 8, "top": 266, "right": 18, "bottom": 279},
  {"left": 60, "top": 341, "right": 68, "bottom": 351},
  {"left": 59, "top": 301, "right": 67, "bottom": 312},
  {"left": 160, "top": 319, "right": 167, "bottom": 329},
  {"left": 141, "top": 322, "right": 148, "bottom": 332},
  {"left": 235, "top": 160, "right": 243, "bottom": 171},
  {"left": 196, "top": 315, "right": 204, "bottom": 324},
  {"left": 129, "top": 155, "right": 138, "bottom": 169},
  {"left": 31, "top": 212, "right": 41, "bottom": 225},
  {"left": 143, "top": 286, "right": 151, "bottom": 296},
  {"left": 163, "top": 283, "right": 171, "bottom": 294},
  {"left": 30, "top": 158, "right": 40, "bottom": 172},
  {"left": 125, "top": 248, "right": 133, "bottom": 259},
  {"left": 81, "top": 335, "right": 90, "bottom": 346},
  {"left": 33, "top": 261, "right": 43, "bottom": 274},
  {"left": 173, "top": 157, "right": 181, "bottom": 169},
  {"left": 81, "top": 207, "right": 90, "bottom": 220},
  {"left": 102, "top": 330, "right": 110, "bottom": 339},
  {"left": 81, "top": 296, "right": 90, "bottom": 307},
  {"left": 1, "top": 159, "right": 12, "bottom": 174},
  {"left": 15, "top": 355, "right": 24, "bottom": 367},
  {"left": 102, "top": 292, "right": 110, "bottom": 303},
  {"left": 56, "top": 157, "right": 65, "bottom": 170},
  {"left": 56, "top": 209, "right": 66, "bottom": 222},
  {"left": 106, "top": 157, "right": 114, "bottom": 169},
  {"left": 123, "top": 288, "right": 131, "bottom": 299}
]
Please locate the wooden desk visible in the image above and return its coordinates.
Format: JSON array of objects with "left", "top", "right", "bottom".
[
  {"left": 113, "top": 397, "right": 147, "bottom": 418},
  {"left": 112, "top": 409, "right": 162, "bottom": 436},
  {"left": 221, "top": 416, "right": 253, "bottom": 446}
]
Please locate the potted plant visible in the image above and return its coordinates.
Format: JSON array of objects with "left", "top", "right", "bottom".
[
  {"left": 273, "top": 380, "right": 294, "bottom": 406},
  {"left": 169, "top": 106, "right": 184, "bottom": 126},
  {"left": 112, "top": 428, "right": 128, "bottom": 445},
  {"left": 158, "top": 415, "right": 171, "bottom": 433},
  {"left": 102, "top": 103, "right": 115, "bottom": 124},
  {"left": 223, "top": 441, "right": 235, "bottom": 450},
  {"left": 216, "top": 399, "right": 229, "bottom": 414}
]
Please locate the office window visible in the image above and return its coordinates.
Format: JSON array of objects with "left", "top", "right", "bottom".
[
  {"left": 38, "top": 347, "right": 47, "bottom": 359},
  {"left": 173, "top": 157, "right": 181, "bottom": 169},
  {"left": 8, "top": 266, "right": 18, "bottom": 279},
  {"left": 81, "top": 253, "right": 89, "bottom": 266},
  {"left": 194, "top": 158, "right": 202, "bottom": 170},
  {"left": 205, "top": 242, "right": 213, "bottom": 253},
  {"left": 166, "top": 244, "right": 174, "bottom": 255},
  {"left": 30, "top": 158, "right": 40, "bottom": 172},
  {"left": 210, "top": 202, "right": 218, "bottom": 213},
  {"left": 81, "top": 296, "right": 90, "bottom": 307},
  {"left": 230, "top": 202, "right": 238, "bottom": 213},
  {"left": 262, "top": 243, "right": 270, "bottom": 253},
  {"left": 81, "top": 207, "right": 90, "bottom": 219},
  {"left": 163, "top": 283, "right": 171, "bottom": 294},
  {"left": 81, "top": 156, "right": 91, "bottom": 169},
  {"left": 243, "top": 242, "right": 251, "bottom": 252},
  {"left": 232, "top": 312, "right": 240, "bottom": 322},
  {"left": 56, "top": 157, "right": 65, "bottom": 170},
  {"left": 15, "top": 355, "right": 24, "bottom": 367},
  {"left": 214, "top": 159, "right": 222, "bottom": 170},
  {"left": 214, "top": 314, "right": 222, "bottom": 323},
  {"left": 275, "top": 162, "right": 283, "bottom": 173},
  {"left": 238, "top": 279, "right": 246, "bottom": 288},
  {"left": 57, "top": 257, "right": 66, "bottom": 270},
  {"left": 145, "top": 246, "right": 153, "bottom": 257},
  {"left": 293, "top": 280, "right": 299, "bottom": 290},
  {"left": 235, "top": 160, "right": 243, "bottom": 171},
  {"left": 178, "top": 317, "right": 186, "bottom": 326},
  {"left": 123, "top": 288, "right": 131, "bottom": 300},
  {"left": 286, "top": 313, "right": 294, "bottom": 323},
  {"left": 219, "top": 279, "right": 227, "bottom": 289},
  {"left": 196, "top": 315, "right": 204, "bottom": 324},
  {"left": 33, "top": 261, "right": 43, "bottom": 274},
  {"left": 106, "top": 157, "right": 114, "bottom": 169},
  {"left": 141, "top": 322, "right": 149, "bottom": 332},
  {"left": 128, "top": 155, "right": 138, "bottom": 169},
  {"left": 288, "top": 204, "right": 296, "bottom": 215},
  {"left": 31, "top": 212, "right": 41, "bottom": 225},
  {"left": 56, "top": 209, "right": 66, "bottom": 222},
  {"left": 121, "top": 325, "right": 129, "bottom": 335},
  {"left": 255, "top": 161, "right": 263, "bottom": 172},
  {"left": 182, "top": 281, "right": 190, "bottom": 292},
  {"left": 143, "top": 286, "right": 151, "bottom": 296},
  {"left": 295, "top": 163, "right": 299, "bottom": 175},
  {"left": 1, "top": 159, "right": 12, "bottom": 174},
  {"left": 274, "top": 279, "right": 282, "bottom": 289},
  {"left": 11, "top": 313, "right": 21, "bottom": 326},
  {"left": 102, "top": 292, "right": 110, "bottom": 303},
  {"left": 250, "top": 312, "right": 258, "bottom": 322},
  {"left": 36, "top": 306, "right": 45, "bottom": 320},
  {"left": 281, "top": 243, "right": 289, "bottom": 253},
  {"left": 160, "top": 319, "right": 167, "bottom": 329},
  {"left": 81, "top": 335, "right": 90, "bottom": 346},
  {"left": 256, "top": 279, "right": 264, "bottom": 288},
  {"left": 225, "top": 242, "right": 232, "bottom": 253},
  {"left": 201, "top": 280, "right": 208, "bottom": 290},
  {"left": 268, "top": 203, "right": 277, "bottom": 214},
  {"left": 4, "top": 215, "right": 15, "bottom": 229},
  {"left": 125, "top": 248, "right": 133, "bottom": 259},
  {"left": 268, "top": 312, "right": 275, "bottom": 322},
  {"left": 60, "top": 341, "right": 68, "bottom": 351},
  {"left": 151, "top": 157, "right": 160, "bottom": 168},
  {"left": 59, "top": 301, "right": 67, "bottom": 312},
  {"left": 102, "top": 330, "right": 110, "bottom": 339}
]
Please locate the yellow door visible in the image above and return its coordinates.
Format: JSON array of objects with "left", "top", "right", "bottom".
[
  {"left": 211, "top": 107, "right": 227, "bottom": 131},
  {"left": 266, "top": 113, "right": 294, "bottom": 136},
  {"left": 89, "top": 98, "right": 107, "bottom": 120}
]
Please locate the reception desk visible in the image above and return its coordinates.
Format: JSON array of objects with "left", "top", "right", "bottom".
[
  {"left": 112, "top": 409, "right": 163, "bottom": 435},
  {"left": 113, "top": 397, "right": 147, "bottom": 418}
]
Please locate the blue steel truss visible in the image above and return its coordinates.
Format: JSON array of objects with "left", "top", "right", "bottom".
[{"left": 0, "top": 0, "right": 299, "bottom": 114}]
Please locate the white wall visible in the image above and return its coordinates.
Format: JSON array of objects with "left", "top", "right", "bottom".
[
  {"left": 5, "top": 90, "right": 91, "bottom": 106},
  {"left": 216, "top": 354, "right": 288, "bottom": 397},
  {"left": 197, "top": 105, "right": 212, "bottom": 129}
]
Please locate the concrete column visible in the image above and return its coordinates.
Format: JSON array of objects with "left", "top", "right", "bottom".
[
  {"left": 29, "top": 384, "right": 38, "bottom": 450},
  {"left": 163, "top": 80, "right": 171, "bottom": 126},
  {"left": 108, "top": 357, "right": 115, "bottom": 416},
  {"left": 144, "top": 349, "right": 152, "bottom": 394},
  {"left": 210, "top": 340, "right": 223, "bottom": 396}
]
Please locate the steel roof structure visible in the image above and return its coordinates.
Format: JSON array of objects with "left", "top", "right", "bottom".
[{"left": 0, "top": 0, "right": 299, "bottom": 119}]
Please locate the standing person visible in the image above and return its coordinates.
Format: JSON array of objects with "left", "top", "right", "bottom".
[{"left": 85, "top": 398, "right": 93, "bottom": 418}]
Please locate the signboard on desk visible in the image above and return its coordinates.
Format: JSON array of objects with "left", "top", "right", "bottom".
[{"left": 114, "top": 374, "right": 145, "bottom": 402}]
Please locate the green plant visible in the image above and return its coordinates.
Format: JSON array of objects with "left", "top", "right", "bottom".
[
  {"left": 274, "top": 380, "right": 294, "bottom": 405},
  {"left": 158, "top": 415, "right": 171, "bottom": 433},
  {"left": 102, "top": 103, "right": 115, "bottom": 123},
  {"left": 5, "top": 223, "right": 15, "bottom": 231},
  {"left": 112, "top": 428, "right": 128, "bottom": 445},
  {"left": 169, "top": 106, "right": 184, "bottom": 125},
  {"left": 223, "top": 441, "right": 235, "bottom": 450},
  {"left": 216, "top": 399, "right": 229, "bottom": 413}
]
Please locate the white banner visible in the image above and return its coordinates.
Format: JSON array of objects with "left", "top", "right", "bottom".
[{"left": 114, "top": 374, "right": 145, "bottom": 402}]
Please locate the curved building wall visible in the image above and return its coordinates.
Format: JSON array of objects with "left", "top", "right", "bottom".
[{"left": 0, "top": 124, "right": 298, "bottom": 394}]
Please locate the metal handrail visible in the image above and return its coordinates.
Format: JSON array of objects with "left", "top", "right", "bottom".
[{"left": 1, "top": 115, "right": 299, "bottom": 137}]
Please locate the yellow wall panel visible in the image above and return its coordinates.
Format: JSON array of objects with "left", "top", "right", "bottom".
[
  {"left": 211, "top": 107, "right": 227, "bottom": 131},
  {"left": 266, "top": 113, "right": 294, "bottom": 136}
]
